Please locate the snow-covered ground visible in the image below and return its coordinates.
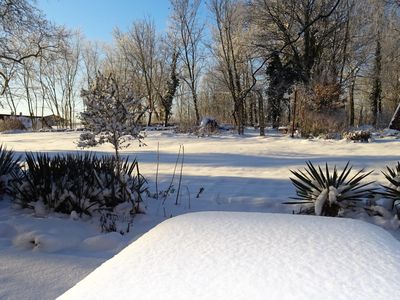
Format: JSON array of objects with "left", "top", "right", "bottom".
[
  {"left": 1, "top": 128, "right": 400, "bottom": 299},
  {"left": 59, "top": 212, "right": 400, "bottom": 300}
]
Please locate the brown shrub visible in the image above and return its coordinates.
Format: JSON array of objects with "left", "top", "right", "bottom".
[
  {"left": 298, "top": 111, "right": 346, "bottom": 138},
  {"left": 0, "top": 118, "right": 26, "bottom": 132},
  {"left": 312, "top": 82, "right": 342, "bottom": 111}
]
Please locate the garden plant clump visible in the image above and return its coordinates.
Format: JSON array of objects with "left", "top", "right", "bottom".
[
  {"left": 11, "top": 152, "right": 146, "bottom": 220},
  {"left": 286, "top": 161, "right": 375, "bottom": 216},
  {"left": 343, "top": 130, "right": 371, "bottom": 142}
]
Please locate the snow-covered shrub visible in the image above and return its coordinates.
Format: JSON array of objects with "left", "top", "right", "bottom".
[
  {"left": 380, "top": 162, "right": 400, "bottom": 218},
  {"left": 200, "top": 117, "right": 218, "bottom": 130},
  {"left": 78, "top": 132, "right": 98, "bottom": 147},
  {"left": 0, "top": 145, "right": 20, "bottom": 197},
  {"left": 317, "top": 132, "right": 341, "bottom": 140},
  {"left": 198, "top": 117, "right": 219, "bottom": 136},
  {"left": 79, "top": 73, "right": 145, "bottom": 160},
  {"left": 11, "top": 153, "right": 146, "bottom": 217},
  {"left": 285, "top": 161, "right": 374, "bottom": 216},
  {"left": 343, "top": 130, "right": 371, "bottom": 142}
]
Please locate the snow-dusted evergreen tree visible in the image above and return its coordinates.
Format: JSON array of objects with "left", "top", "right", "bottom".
[
  {"left": 160, "top": 50, "right": 179, "bottom": 127},
  {"left": 79, "top": 73, "right": 145, "bottom": 162},
  {"left": 266, "top": 52, "right": 297, "bottom": 129}
]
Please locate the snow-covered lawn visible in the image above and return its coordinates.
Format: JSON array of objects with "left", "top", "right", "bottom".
[
  {"left": 59, "top": 212, "right": 400, "bottom": 300},
  {"left": 0, "top": 129, "right": 400, "bottom": 299}
]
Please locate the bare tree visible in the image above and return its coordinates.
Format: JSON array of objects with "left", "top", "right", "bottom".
[
  {"left": 81, "top": 40, "right": 101, "bottom": 88},
  {"left": 170, "top": 0, "right": 204, "bottom": 124},
  {"left": 209, "top": 0, "right": 260, "bottom": 134},
  {"left": 0, "top": 0, "right": 65, "bottom": 96},
  {"left": 115, "top": 19, "right": 158, "bottom": 126},
  {"left": 252, "top": 0, "right": 342, "bottom": 85},
  {"left": 59, "top": 33, "right": 81, "bottom": 127}
]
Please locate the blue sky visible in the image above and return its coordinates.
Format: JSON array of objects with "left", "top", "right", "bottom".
[
  {"left": 1, "top": 1, "right": 209, "bottom": 115},
  {"left": 37, "top": 0, "right": 173, "bottom": 42}
]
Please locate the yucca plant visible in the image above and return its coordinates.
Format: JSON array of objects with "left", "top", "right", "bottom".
[
  {"left": 380, "top": 162, "right": 400, "bottom": 218},
  {"left": 12, "top": 152, "right": 146, "bottom": 216},
  {"left": 0, "top": 145, "right": 20, "bottom": 197},
  {"left": 285, "top": 161, "right": 375, "bottom": 216},
  {"left": 91, "top": 155, "right": 147, "bottom": 214}
]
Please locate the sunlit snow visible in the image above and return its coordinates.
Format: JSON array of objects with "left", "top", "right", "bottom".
[
  {"left": 59, "top": 212, "right": 400, "bottom": 300},
  {"left": 1, "top": 128, "right": 400, "bottom": 299}
]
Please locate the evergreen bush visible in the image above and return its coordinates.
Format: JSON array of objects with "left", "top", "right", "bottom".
[
  {"left": 285, "top": 161, "right": 374, "bottom": 216},
  {"left": 11, "top": 152, "right": 146, "bottom": 216}
]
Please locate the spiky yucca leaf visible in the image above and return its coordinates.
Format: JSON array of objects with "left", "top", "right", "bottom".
[
  {"left": 284, "top": 161, "right": 375, "bottom": 216},
  {"left": 380, "top": 162, "right": 400, "bottom": 216},
  {"left": 0, "top": 145, "right": 20, "bottom": 196}
]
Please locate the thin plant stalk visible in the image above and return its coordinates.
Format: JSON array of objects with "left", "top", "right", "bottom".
[
  {"left": 155, "top": 142, "right": 159, "bottom": 199},
  {"left": 185, "top": 185, "right": 191, "bottom": 209},
  {"left": 161, "top": 145, "right": 182, "bottom": 206},
  {"left": 175, "top": 145, "right": 184, "bottom": 205}
]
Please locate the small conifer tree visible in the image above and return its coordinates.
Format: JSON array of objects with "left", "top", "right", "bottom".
[{"left": 79, "top": 73, "right": 145, "bottom": 165}]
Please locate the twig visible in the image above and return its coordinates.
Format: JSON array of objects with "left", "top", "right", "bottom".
[
  {"left": 161, "top": 145, "right": 182, "bottom": 206},
  {"left": 155, "top": 142, "right": 159, "bottom": 199},
  {"left": 186, "top": 185, "right": 191, "bottom": 209},
  {"left": 175, "top": 145, "right": 184, "bottom": 205}
]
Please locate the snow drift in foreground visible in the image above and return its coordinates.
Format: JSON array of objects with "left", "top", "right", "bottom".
[{"left": 59, "top": 212, "right": 400, "bottom": 300}]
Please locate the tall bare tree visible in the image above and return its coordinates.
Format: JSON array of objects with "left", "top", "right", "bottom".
[
  {"left": 170, "top": 0, "right": 204, "bottom": 124},
  {"left": 81, "top": 40, "right": 101, "bottom": 89},
  {"left": 0, "top": 0, "right": 65, "bottom": 96},
  {"left": 115, "top": 19, "right": 158, "bottom": 126},
  {"left": 209, "top": 0, "right": 259, "bottom": 134}
]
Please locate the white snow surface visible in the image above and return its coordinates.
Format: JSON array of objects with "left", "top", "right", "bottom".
[
  {"left": 1, "top": 128, "right": 400, "bottom": 299},
  {"left": 60, "top": 212, "right": 400, "bottom": 300}
]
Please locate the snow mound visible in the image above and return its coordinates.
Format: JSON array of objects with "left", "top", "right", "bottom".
[
  {"left": 80, "top": 232, "right": 124, "bottom": 252},
  {"left": 59, "top": 212, "right": 400, "bottom": 300},
  {"left": 13, "top": 231, "right": 81, "bottom": 252}
]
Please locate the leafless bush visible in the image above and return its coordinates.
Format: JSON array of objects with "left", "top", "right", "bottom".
[
  {"left": 298, "top": 111, "right": 346, "bottom": 138},
  {"left": 0, "top": 119, "right": 25, "bottom": 132},
  {"left": 175, "top": 120, "right": 198, "bottom": 134}
]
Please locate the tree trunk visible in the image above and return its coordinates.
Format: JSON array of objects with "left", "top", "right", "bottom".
[
  {"left": 370, "top": 36, "right": 382, "bottom": 127},
  {"left": 249, "top": 100, "right": 254, "bottom": 127},
  {"left": 258, "top": 92, "right": 265, "bottom": 136},
  {"left": 348, "top": 76, "right": 355, "bottom": 127},
  {"left": 147, "top": 110, "right": 153, "bottom": 127},
  {"left": 237, "top": 99, "right": 245, "bottom": 135},
  {"left": 291, "top": 89, "right": 298, "bottom": 138},
  {"left": 164, "top": 111, "right": 169, "bottom": 127},
  {"left": 192, "top": 87, "right": 200, "bottom": 125}
]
